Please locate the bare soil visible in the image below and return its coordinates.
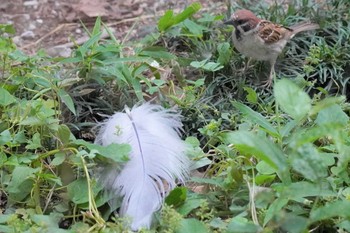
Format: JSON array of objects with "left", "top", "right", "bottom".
[{"left": 0, "top": 0, "right": 226, "bottom": 55}]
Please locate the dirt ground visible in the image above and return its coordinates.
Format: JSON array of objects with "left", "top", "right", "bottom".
[{"left": 0, "top": 0, "right": 226, "bottom": 56}]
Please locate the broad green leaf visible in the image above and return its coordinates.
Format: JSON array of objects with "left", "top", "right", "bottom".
[
  {"left": 310, "top": 200, "right": 350, "bottom": 222},
  {"left": 227, "top": 217, "right": 261, "bottom": 233},
  {"left": 274, "top": 79, "right": 311, "bottom": 120},
  {"left": 31, "top": 213, "right": 65, "bottom": 230},
  {"left": 278, "top": 213, "right": 308, "bottom": 233},
  {"left": 67, "top": 178, "right": 102, "bottom": 205},
  {"left": 74, "top": 139, "right": 130, "bottom": 163},
  {"left": 0, "top": 87, "right": 16, "bottom": 106},
  {"left": 315, "top": 104, "right": 349, "bottom": 126},
  {"left": 256, "top": 161, "right": 277, "bottom": 175},
  {"left": 176, "top": 218, "right": 208, "bottom": 233},
  {"left": 25, "top": 132, "right": 42, "bottom": 150},
  {"left": 220, "top": 131, "right": 290, "bottom": 183},
  {"left": 51, "top": 152, "right": 66, "bottom": 166},
  {"left": 337, "top": 221, "right": 350, "bottom": 232},
  {"left": 57, "top": 124, "right": 73, "bottom": 145},
  {"left": 0, "top": 130, "right": 12, "bottom": 146},
  {"left": 0, "top": 225, "right": 11, "bottom": 233},
  {"left": 209, "top": 218, "right": 227, "bottom": 230},
  {"left": 177, "top": 195, "right": 204, "bottom": 216},
  {"left": 255, "top": 174, "right": 276, "bottom": 185},
  {"left": 182, "top": 19, "right": 207, "bottom": 36},
  {"left": 310, "top": 96, "right": 346, "bottom": 116},
  {"left": 165, "top": 187, "right": 187, "bottom": 207},
  {"left": 58, "top": 89, "right": 76, "bottom": 116},
  {"left": 290, "top": 123, "right": 343, "bottom": 148},
  {"left": 7, "top": 166, "right": 40, "bottom": 201},
  {"left": 264, "top": 197, "right": 288, "bottom": 226},
  {"left": 290, "top": 144, "right": 328, "bottom": 182},
  {"left": 274, "top": 181, "right": 335, "bottom": 203},
  {"left": 233, "top": 102, "right": 279, "bottom": 137}
]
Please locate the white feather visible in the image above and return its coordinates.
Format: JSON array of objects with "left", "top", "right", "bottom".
[{"left": 95, "top": 103, "right": 190, "bottom": 230}]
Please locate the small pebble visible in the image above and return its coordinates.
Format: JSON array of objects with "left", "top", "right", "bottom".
[
  {"left": 29, "top": 23, "right": 36, "bottom": 30},
  {"left": 36, "top": 19, "right": 43, "bottom": 24},
  {"left": 75, "top": 28, "right": 82, "bottom": 34},
  {"left": 21, "top": 31, "right": 35, "bottom": 39},
  {"left": 23, "top": 0, "right": 38, "bottom": 6}
]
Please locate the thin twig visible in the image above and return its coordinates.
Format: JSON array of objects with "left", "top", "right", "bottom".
[{"left": 21, "top": 23, "right": 76, "bottom": 49}]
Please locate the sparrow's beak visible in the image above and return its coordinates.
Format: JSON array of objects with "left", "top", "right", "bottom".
[{"left": 224, "top": 19, "right": 235, "bottom": 26}]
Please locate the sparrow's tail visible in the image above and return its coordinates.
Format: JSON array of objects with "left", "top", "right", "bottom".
[{"left": 290, "top": 22, "right": 320, "bottom": 36}]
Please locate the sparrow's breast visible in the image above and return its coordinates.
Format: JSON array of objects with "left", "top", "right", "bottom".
[{"left": 232, "top": 31, "right": 285, "bottom": 61}]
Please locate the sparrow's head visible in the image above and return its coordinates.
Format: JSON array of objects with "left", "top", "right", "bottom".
[{"left": 224, "top": 9, "right": 260, "bottom": 31}]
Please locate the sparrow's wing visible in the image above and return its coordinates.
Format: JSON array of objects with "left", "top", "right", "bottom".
[{"left": 257, "top": 20, "right": 292, "bottom": 44}]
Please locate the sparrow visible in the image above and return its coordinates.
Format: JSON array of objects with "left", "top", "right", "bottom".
[{"left": 224, "top": 9, "right": 319, "bottom": 87}]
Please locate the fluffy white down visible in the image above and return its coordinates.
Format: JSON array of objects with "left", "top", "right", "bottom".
[{"left": 95, "top": 103, "right": 190, "bottom": 230}]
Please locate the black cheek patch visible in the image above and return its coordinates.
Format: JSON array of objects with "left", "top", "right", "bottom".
[{"left": 235, "top": 30, "right": 242, "bottom": 40}]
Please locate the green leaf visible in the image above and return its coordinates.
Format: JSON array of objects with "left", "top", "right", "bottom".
[
  {"left": 165, "top": 187, "right": 187, "bottom": 207},
  {"left": 31, "top": 213, "right": 64, "bottom": 229},
  {"left": 278, "top": 213, "right": 308, "bottom": 233},
  {"left": 274, "top": 181, "right": 335, "bottom": 203},
  {"left": 176, "top": 218, "right": 208, "bottom": 233},
  {"left": 0, "top": 130, "right": 12, "bottom": 146},
  {"left": 158, "top": 10, "right": 174, "bottom": 32},
  {"left": 182, "top": 19, "right": 207, "bottom": 36},
  {"left": 227, "top": 217, "right": 261, "bottom": 233},
  {"left": 290, "top": 144, "right": 328, "bottom": 182},
  {"left": 67, "top": 178, "right": 102, "bottom": 205},
  {"left": 57, "top": 124, "right": 73, "bottom": 145},
  {"left": 4, "top": 24, "right": 16, "bottom": 34},
  {"left": 58, "top": 89, "right": 76, "bottom": 116},
  {"left": 290, "top": 123, "right": 343, "bottom": 148},
  {"left": 256, "top": 161, "right": 277, "bottom": 175},
  {"left": 310, "top": 200, "right": 350, "bottom": 222},
  {"left": 177, "top": 195, "right": 204, "bottom": 216},
  {"left": 78, "top": 32, "right": 102, "bottom": 56},
  {"left": 51, "top": 152, "right": 66, "bottom": 166},
  {"left": 140, "top": 47, "right": 176, "bottom": 60},
  {"left": 244, "top": 87, "right": 258, "bottom": 104},
  {"left": 173, "top": 2, "right": 201, "bottom": 24},
  {"left": 217, "top": 42, "right": 232, "bottom": 65},
  {"left": 92, "top": 16, "right": 101, "bottom": 36},
  {"left": 274, "top": 79, "right": 311, "bottom": 120},
  {"left": 190, "top": 59, "right": 223, "bottom": 71},
  {"left": 0, "top": 87, "right": 16, "bottom": 106},
  {"left": 25, "top": 132, "right": 42, "bottom": 150},
  {"left": 315, "top": 104, "right": 349, "bottom": 126},
  {"left": 74, "top": 139, "right": 130, "bottom": 163},
  {"left": 7, "top": 166, "right": 40, "bottom": 201},
  {"left": 233, "top": 102, "right": 279, "bottom": 137},
  {"left": 157, "top": 2, "right": 201, "bottom": 32},
  {"left": 264, "top": 197, "right": 288, "bottom": 226},
  {"left": 220, "top": 131, "right": 290, "bottom": 183}
]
